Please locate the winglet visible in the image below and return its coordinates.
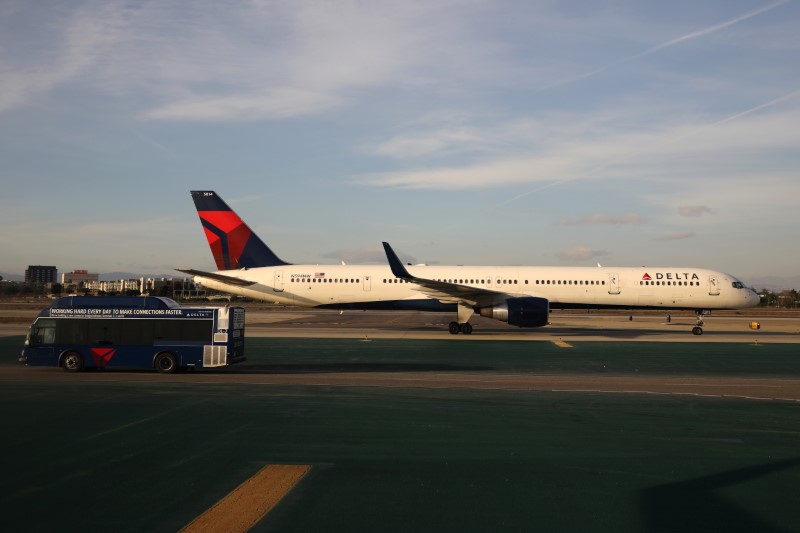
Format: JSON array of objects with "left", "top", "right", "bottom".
[{"left": 382, "top": 242, "right": 415, "bottom": 280}]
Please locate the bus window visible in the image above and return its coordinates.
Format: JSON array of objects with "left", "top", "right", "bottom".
[
  {"left": 87, "top": 319, "right": 122, "bottom": 345},
  {"left": 28, "top": 319, "right": 56, "bottom": 347}
]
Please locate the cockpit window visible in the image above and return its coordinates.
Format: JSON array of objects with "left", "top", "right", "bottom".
[{"left": 732, "top": 281, "right": 744, "bottom": 289}]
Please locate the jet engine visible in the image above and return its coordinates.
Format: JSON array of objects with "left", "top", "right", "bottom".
[{"left": 479, "top": 296, "right": 549, "bottom": 328}]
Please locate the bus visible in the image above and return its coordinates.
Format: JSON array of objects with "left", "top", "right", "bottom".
[{"left": 20, "top": 296, "right": 245, "bottom": 373}]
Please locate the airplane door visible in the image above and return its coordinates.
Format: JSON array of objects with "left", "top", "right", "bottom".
[
  {"left": 608, "top": 273, "right": 620, "bottom": 295},
  {"left": 708, "top": 275, "right": 720, "bottom": 296},
  {"left": 363, "top": 275, "right": 371, "bottom": 292},
  {"left": 274, "top": 270, "right": 284, "bottom": 292}
]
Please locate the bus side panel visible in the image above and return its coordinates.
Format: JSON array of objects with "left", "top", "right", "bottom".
[
  {"left": 22, "top": 346, "right": 57, "bottom": 368},
  {"left": 97, "top": 345, "right": 206, "bottom": 370}
]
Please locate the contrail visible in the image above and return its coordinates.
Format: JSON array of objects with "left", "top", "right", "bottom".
[
  {"left": 708, "top": 88, "right": 800, "bottom": 128},
  {"left": 539, "top": 0, "right": 790, "bottom": 91}
]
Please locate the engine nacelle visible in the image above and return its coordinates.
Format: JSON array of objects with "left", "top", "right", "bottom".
[{"left": 479, "top": 297, "right": 549, "bottom": 328}]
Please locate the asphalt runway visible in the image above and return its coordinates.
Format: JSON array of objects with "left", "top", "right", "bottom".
[
  {"left": 2, "top": 307, "right": 800, "bottom": 400},
  {"left": 239, "top": 307, "right": 800, "bottom": 341},
  {"left": 2, "top": 306, "right": 800, "bottom": 531}
]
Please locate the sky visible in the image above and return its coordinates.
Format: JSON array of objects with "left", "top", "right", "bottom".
[{"left": 1, "top": 0, "right": 799, "bottom": 288}]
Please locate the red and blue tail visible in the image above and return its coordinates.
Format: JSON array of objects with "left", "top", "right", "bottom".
[{"left": 191, "top": 191, "right": 290, "bottom": 270}]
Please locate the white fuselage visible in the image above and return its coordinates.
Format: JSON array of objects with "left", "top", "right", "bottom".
[{"left": 193, "top": 264, "right": 758, "bottom": 311}]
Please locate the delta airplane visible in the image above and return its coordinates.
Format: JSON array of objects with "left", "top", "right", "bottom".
[{"left": 178, "top": 190, "right": 759, "bottom": 335}]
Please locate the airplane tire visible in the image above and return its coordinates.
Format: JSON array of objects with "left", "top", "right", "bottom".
[
  {"left": 461, "top": 323, "right": 473, "bottom": 335},
  {"left": 448, "top": 322, "right": 461, "bottom": 335},
  {"left": 692, "top": 326, "right": 703, "bottom": 336}
]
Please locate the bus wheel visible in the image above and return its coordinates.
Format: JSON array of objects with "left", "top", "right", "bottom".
[
  {"left": 155, "top": 352, "right": 178, "bottom": 374},
  {"left": 62, "top": 351, "right": 84, "bottom": 372}
]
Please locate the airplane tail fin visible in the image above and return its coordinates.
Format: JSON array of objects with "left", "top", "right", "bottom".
[{"left": 190, "top": 190, "right": 290, "bottom": 270}]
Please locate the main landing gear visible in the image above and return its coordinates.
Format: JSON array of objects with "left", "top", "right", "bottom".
[
  {"left": 449, "top": 321, "right": 473, "bottom": 335},
  {"left": 449, "top": 304, "right": 475, "bottom": 334},
  {"left": 692, "top": 310, "right": 706, "bottom": 335}
]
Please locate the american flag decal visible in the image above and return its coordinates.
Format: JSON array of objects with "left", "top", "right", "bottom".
[{"left": 315, "top": 272, "right": 326, "bottom": 278}]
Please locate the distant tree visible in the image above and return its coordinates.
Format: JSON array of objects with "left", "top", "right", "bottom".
[
  {"left": 51, "top": 283, "right": 63, "bottom": 296},
  {"left": 778, "top": 289, "right": 799, "bottom": 308},
  {"left": 758, "top": 289, "right": 776, "bottom": 307}
]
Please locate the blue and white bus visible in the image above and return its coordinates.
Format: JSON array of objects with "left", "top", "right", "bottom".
[{"left": 20, "top": 296, "right": 245, "bottom": 373}]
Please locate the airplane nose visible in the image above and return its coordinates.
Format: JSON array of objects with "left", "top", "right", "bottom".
[{"left": 748, "top": 290, "right": 759, "bottom": 306}]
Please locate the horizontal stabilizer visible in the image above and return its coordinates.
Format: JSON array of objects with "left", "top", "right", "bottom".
[{"left": 175, "top": 268, "right": 257, "bottom": 287}]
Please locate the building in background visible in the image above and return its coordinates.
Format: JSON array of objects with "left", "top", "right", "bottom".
[
  {"left": 80, "top": 277, "right": 205, "bottom": 298},
  {"left": 25, "top": 265, "right": 57, "bottom": 284},
  {"left": 61, "top": 269, "right": 99, "bottom": 289}
]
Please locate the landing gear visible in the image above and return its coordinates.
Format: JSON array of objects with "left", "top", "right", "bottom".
[
  {"left": 692, "top": 311, "right": 706, "bottom": 335},
  {"left": 447, "top": 304, "right": 476, "bottom": 335},
  {"left": 449, "top": 321, "right": 473, "bottom": 335}
]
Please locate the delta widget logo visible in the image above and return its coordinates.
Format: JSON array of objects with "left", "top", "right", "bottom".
[{"left": 91, "top": 347, "right": 116, "bottom": 368}]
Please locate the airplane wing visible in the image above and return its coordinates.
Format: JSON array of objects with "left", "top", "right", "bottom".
[
  {"left": 175, "top": 268, "right": 257, "bottom": 287},
  {"left": 382, "top": 242, "right": 519, "bottom": 308}
]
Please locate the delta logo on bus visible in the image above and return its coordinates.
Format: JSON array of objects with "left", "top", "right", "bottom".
[
  {"left": 91, "top": 347, "right": 116, "bottom": 368},
  {"left": 642, "top": 272, "right": 700, "bottom": 281}
]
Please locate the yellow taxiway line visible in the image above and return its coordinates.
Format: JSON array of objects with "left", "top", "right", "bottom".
[{"left": 181, "top": 464, "right": 311, "bottom": 533}]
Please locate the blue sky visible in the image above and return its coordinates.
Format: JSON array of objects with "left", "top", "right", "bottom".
[{"left": 1, "top": 0, "right": 798, "bottom": 287}]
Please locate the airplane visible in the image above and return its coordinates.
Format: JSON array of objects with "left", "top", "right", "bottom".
[{"left": 178, "top": 190, "right": 760, "bottom": 335}]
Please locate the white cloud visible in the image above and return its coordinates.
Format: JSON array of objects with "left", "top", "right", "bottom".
[
  {"left": 0, "top": 2, "right": 123, "bottom": 112},
  {"left": 556, "top": 213, "right": 645, "bottom": 226},
  {"left": 143, "top": 89, "right": 343, "bottom": 122},
  {"left": 1, "top": 1, "right": 511, "bottom": 121},
  {"left": 321, "top": 247, "right": 391, "bottom": 264},
  {"left": 557, "top": 246, "right": 610, "bottom": 262},
  {"left": 356, "top": 102, "right": 800, "bottom": 204},
  {"left": 678, "top": 206, "right": 716, "bottom": 217},
  {"left": 655, "top": 231, "right": 696, "bottom": 241}
]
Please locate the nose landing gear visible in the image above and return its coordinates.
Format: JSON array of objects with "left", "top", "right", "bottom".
[{"left": 692, "top": 311, "right": 706, "bottom": 335}]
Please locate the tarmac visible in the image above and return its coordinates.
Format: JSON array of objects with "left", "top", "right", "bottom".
[{"left": 1, "top": 304, "right": 799, "bottom": 531}]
